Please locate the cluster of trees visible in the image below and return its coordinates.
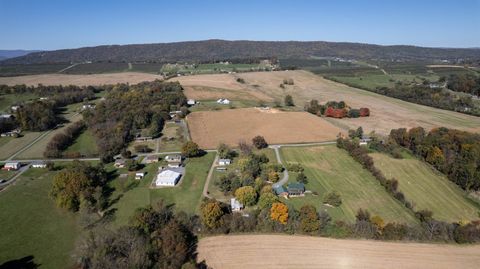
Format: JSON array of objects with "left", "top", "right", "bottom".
[
  {"left": 446, "top": 73, "right": 480, "bottom": 96},
  {"left": 4, "top": 84, "right": 98, "bottom": 131},
  {"left": 200, "top": 195, "right": 480, "bottom": 243},
  {"left": 84, "top": 80, "right": 187, "bottom": 162},
  {"left": 214, "top": 140, "right": 283, "bottom": 200},
  {"left": 77, "top": 201, "right": 204, "bottom": 269},
  {"left": 50, "top": 161, "right": 109, "bottom": 213},
  {"left": 304, "top": 99, "right": 369, "bottom": 119},
  {"left": 386, "top": 127, "right": 480, "bottom": 191},
  {"left": 44, "top": 121, "right": 86, "bottom": 158}
]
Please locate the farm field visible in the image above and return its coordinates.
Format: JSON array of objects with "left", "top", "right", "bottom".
[
  {"left": 187, "top": 108, "right": 342, "bottom": 149},
  {"left": 0, "top": 168, "right": 79, "bottom": 268},
  {"left": 198, "top": 235, "right": 480, "bottom": 269},
  {"left": 371, "top": 153, "right": 480, "bottom": 222},
  {"left": 0, "top": 72, "right": 162, "bottom": 86},
  {"left": 0, "top": 93, "right": 38, "bottom": 113},
  {"left": 0, "top": 132, "right": 44, "bottom": 160},
  {"left": 280, "top": 145, "right": 417, "bottom": 224},
  {"left": 174, "top": 70, "right": 480, "bottom": 135},
  {"left": 109, "top": 152, "right": 215, "bottom": 226},
  {"left": 0, "top": 63, "right": 72, "bottom": 77}
]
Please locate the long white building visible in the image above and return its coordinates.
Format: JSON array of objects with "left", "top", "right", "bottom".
[{"left": 155, "top": 170, "right": 182, "bottom": 186}]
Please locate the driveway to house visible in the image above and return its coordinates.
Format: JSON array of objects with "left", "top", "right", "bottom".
[
  {"left": 270, "top": 145, "right": 289, "bottom": 188},
  {"left": 202, "top": 153, "right": 219, "bottom": 198}
]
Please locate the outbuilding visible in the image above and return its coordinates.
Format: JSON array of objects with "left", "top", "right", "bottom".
[
  {"left": 230, "top": 198, "right": 244, "bottom": 211},
  {"left": 3, "top": 162, "right": 20, "bottom": 171},
  {"left": 31, "top": 161, "right": 47, "bottom": 168},
  {"left": 135, "top": 172, "right": 145, "bottom": 180},
  {"left": 144, "top": 155, "right": 158, "bottom": 164},
  {"left": 218, "top": 159, "right": 231, "bottom": 166},
  {"left": 114, "top": 159, "right": 126, "bottom": 168},
  {"left": 155, "top": 170, "right": 182, "bottom": 186}
]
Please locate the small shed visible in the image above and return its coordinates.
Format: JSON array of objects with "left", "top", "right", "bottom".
[
  {"left": 187, "top": 99, "right": 196, "bottom": 105},
  {"left": 135, "top": 172, "right": 145, "bottom": 180},
  {"left": 218, "top": 159, "right": 231, "bottom": 166},
  {"left": 230, "top": 198, "right": 244, "bottom": 212}
]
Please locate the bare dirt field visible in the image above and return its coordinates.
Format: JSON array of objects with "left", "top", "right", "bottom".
[
  {"left": 173, "top": 70, "right": 480, "bottom": 134},
  {"left": 172, "top": 74, "right": 272, "bottom": 101},
  {"left": 0, "top": 72, "right": 162, "bottom": 86},
  {"left": 187, "top": 108, "right": 342, "bottom": 149},
  {"left": 198, "top": 235, "right": 480, "bottom": 269}
]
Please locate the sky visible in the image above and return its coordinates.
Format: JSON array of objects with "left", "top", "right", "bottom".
[{"left": 0, "top": 0, "right": 479, "bottom": 50}]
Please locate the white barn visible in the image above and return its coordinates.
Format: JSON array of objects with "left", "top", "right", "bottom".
[
  {"left": 3, "top": 162, "right": 20, "bottom": 171},
  {"left": 155, "top": 170, "right": 182, "bottom": 186},
  {"left": 216, "top": 98, "right": 231, "bottom": 105}
]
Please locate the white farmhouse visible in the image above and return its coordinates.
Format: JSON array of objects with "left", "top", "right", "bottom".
[
  {"left": 187, "top": 99, "right": 196, "bottom": 105},
  {"left": 155, "top": 170, "right": 182, "bottom": 186}
]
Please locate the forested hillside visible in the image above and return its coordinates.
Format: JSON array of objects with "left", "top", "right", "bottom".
[{"left": 3, "top": 40, "right": 480, "bottom": 64}]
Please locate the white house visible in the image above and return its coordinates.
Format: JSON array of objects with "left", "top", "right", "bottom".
[
  {"left": 3, "top": 162, "right": 20, "bottom": 171},
  {"left": 187, "top": 99, "right": 196, "bottom": 105},
  {"left": 165, "top": 155, "right": 182, "bottom": 168},
  {"left": 135, "top": 172, "right": 145, "bottom": 180},
  {"left": 11, "top": 105, "right": 20, "bottom": 111},
  {"left": 0, "top": 114, "right": 14, "bottom": 119},
  {"left": 216, "top": 98, "right": 231, "bottom": 105},
  {"left": 218, "top": 159, "right": 231, "bottom": 166},
  {"left": 155, "top": 170, "right": 182, "bottom": 186},
  {"left": 31, "top": 161, "right": 47, "bottom": 168},
  {"left": 230, "top": 198, "right": 243, "bottom": 211},
  {"left": 82, "top": 104, "right": 95, "bottom": 110}
]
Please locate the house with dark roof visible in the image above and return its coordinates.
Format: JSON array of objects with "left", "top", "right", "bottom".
[
  {"left": 274, "top": 185, "right": 288, "bottom": 197},
  {"left": 287, "top": 182, "right": 305, "bottom": 196}
]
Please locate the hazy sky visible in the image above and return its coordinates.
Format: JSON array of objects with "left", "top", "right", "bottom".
[{"left": 1, "top": 0, "right": 479, "bottom": 50}]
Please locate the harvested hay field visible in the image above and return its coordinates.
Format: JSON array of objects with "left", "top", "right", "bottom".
[
  {"left": 0, "top": 72, "right": 162, "bottom": 86},
  {"left": 187, "top": 108, "right": 341, "bottom": 149},
  {"left": 198, "top": 235, "right": 480, "bottom": 269},
  {"left": 174, "top": 70, "right": 480, "bottom": 134}
]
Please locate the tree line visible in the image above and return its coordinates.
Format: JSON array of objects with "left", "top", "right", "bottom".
[
  {"left": 44, "top": 121, "right": 86, "bottom": 158},
  {"left": 446, "top": 73, "right": 480, "bottom": 97},
  {"left": 304, "top": 99, "right": 370, "bottom": 119},
  {"left": 83, "top": 80, "right": 187, "bottom": 162}
]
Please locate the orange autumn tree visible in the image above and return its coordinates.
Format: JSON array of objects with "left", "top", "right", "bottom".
[{"left": 270, "top": 202, "right": 289, "bottom": 224}]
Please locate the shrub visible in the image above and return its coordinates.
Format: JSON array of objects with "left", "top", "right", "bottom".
[{"left": 323, "top": 191, "right": 342, "bottom": 207}]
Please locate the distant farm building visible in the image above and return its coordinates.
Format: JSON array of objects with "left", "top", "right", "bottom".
[
  {"left": 0, "top": 114, "right": 14, "bottom": 119},
  {"left": 82, "top": 104, "right": 95, "bottom": 110},
  {"left": 155, "top": 169, "right": 182, "bottom": 186},
  {"left": 218, "top": 159, "right": 231, "bottom": 166},
  {"left": 359, "top": 136, "right": 372, "bottom": 146},
  {"left": 3, "top": 162, "right": 20, "bottom": 171},
  {"left": 114, "top": 159, "right": 126, "bottom": 168},
  {"left": 165, "top": 155, "right": 182, "bottom": 168},
  {"left": 144, "top": 155, "right": 159, "bottom": 164},
  {"left": 216, "top": 98, "right": 231, "bottom": 105},
  {"left": 135, "top": 172, "right": 145, "bottom": 180},
  {"left": 230, "top": 198, "right": 244, "bottom": 211},
  {"left": 187, "top": 99, "right": 197, "bottom": 105},
  {"left": 31, "top": 161, "right": 47, "bottom": 168}
]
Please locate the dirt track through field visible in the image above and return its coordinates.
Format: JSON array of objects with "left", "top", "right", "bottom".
[
  {"left": 0, "top": 72, "right": 162, "bottom": 86},
  {"left": 187, "top": 108, "right": 341, "bottom": 149},
  {"left": 198, "top": 235, "right": 480, "bottom": 269},
  {"left": 175, "top": 70, "right": 480, "bottom": 134}
]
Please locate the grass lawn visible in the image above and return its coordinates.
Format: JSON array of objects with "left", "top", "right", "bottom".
[
  {"left": 189, "top": 100, "right": 260, "bottom": 112},
  {"left": 371, "top": 153, "right": 480, "bottom": 222},
  {"left": 109, "top": 153, "right": 215, "bottom": 227},
  {"left": 158, "top": 122, "right": 186, "bottom": 152},
  {"left": 280, "top": 145, "right": 417, "bottom": 224},
  {"left": 0, "top": 93, "right": 38, "bottom": 113},
  {"left": 150, "top": 153, "right": 215, "bottom": 214},
  {"left": 0, "top": 132, "right": 44, "bottom": 160},
  {"left": 16, "top": 113, "right": 83, "bottom": 159},
  {"left": 0, "top": 168, "right": 79, "bottom": 268},
  {"left": 64, "top": 129, "right": 98, "bottom": 157}
]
